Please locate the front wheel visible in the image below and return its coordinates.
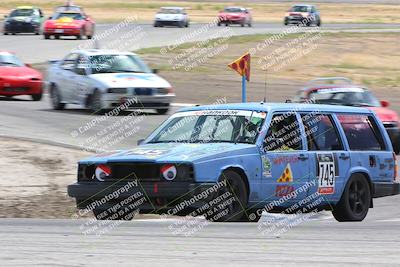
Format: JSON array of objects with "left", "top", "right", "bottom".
[
  {"left": 44, "top": 34, "right": 50, "bottom": 39},
  {"left": 50, "top": 85, "right": 65, "bottom": 110},
  {"left": 89, "top": 90, "right": 104, "bottom": 114},
  {"left": 31, "top": 92, "right": 42, "bottom": 101},
  {"left": 332, "top": 174, "right": 371, "bottom": 222},
  {"left": 205, "top": 170, "right": 248, "bottom": 222},
  {"left": 156, "top": 107, "right": 169, "bottom": 115}
]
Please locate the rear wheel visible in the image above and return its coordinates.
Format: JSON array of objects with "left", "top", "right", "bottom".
[
  {"left": 44, "top": 34, "right": 50, "bottom": 39},
  {"left": 31, "top": 92, "right": 42, "bottom": 101},
  {"left": 332, "top": 174, "right": 371, "bottom": 222},
  {"left": 205, "top": 170, "right": 249, "bottom": 222},
  {"left": 93, "top": 208, "right": 135, "bottom": 221},
  {"left": 50, "top": 85, "right": 65, "bottom": 110},
  {"left": 54, "top": 35, "right": 60, "bottom": 39},
  {"left": 3, "top": 32, "right": 8, "bottom": 35}
]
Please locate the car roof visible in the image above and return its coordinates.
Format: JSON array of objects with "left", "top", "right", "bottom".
[
  {"left": 179, "top": 102, "right": 372, "bottom": 114},
  {"left": 16, "top": 6, "right": 35, "bottom": 9},
  {"left": 70, "top": 49, "right": 137, "bottom": 56},
  {"left": 160, "top": 7, "right": 185, "bottom": 10},
  {"left": 301, "top": 84, "right": 368, "bottom": 93}
]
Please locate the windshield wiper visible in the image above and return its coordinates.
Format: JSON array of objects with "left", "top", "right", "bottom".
[{"left": 114, "top": 70, "right": 145, "bottom": 73}]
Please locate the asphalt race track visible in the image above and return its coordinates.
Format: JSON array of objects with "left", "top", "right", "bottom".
[
  {"left": 1, "top": 194, "right": 400, "bottom": 266},
  {"left": 0, "top": 22, "right": 399, "bottom": 63}
]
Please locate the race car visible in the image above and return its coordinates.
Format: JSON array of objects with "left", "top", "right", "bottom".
[
  {"left": 0, "top": 51, "right": 43, "bottom": 101},
  {"left": 293, "top": 77, "right": 400, "bottom": 154},
  {"left": 43, "top": 11, "right": 95, "bottom": 39},
  {"left": 284, "top": 4, "right": 321, "bottom": 26},
  {"left": 154, "top": 7, "right": 189, "bottom": 28},
  {"left": 3, "top": 6, "right": 44, "bottom": 35},
  {"left": 47, "top": 49, "right": 174, "bottom": 114},
  {"left": 217, "top": 7, "right": 252, "bottom": 27},
  {"left": 68, "top": 103, "right": 400, "bottom": 222}
]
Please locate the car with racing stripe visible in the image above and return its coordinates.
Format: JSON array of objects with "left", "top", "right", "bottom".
[
  {"left": 43, "top": 10, "right": 95, "bottom": 39},
  {"left": 293, "top": 77, "right": 400, "bottom": 154},
  {"left": 47, "top": 49, "right": 174, "bottom": 114},
  {"left": 154, "top": 7, "right": 189, "bottom": 28},
  {"left": 68, "top": 103, "right": 399, "bottom": 222},
  {"left": 217, "top": 7, "right": 252, "bottom": 27},
  {"left": 284, "top": 4, "right": 321, "bottom": 26},
  {"left": 3, "top": 6, "right": 44, "bottom": 35},
  {"left": 0, "top": 51, "right": 43, "bottom": 101}
]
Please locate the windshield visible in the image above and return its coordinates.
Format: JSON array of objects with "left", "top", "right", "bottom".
[
  {"left": 290, "top": 6, "right": 309, "bottom": 12},
  {"left": 148, "top": 110, "right": 266, "bottom": 144},
  {"left": 159, "top": 8, "right": 183, "bottom": 14},
  {"left": 309, "top": 88, "right": 381, "bottom": 107},
  {"left": 88, "top": 54, "right": 152, "bottom": 74},
  {"left": 0, "top": 54, "right": 24, "bottom": 67},
  {"left": 56, "top": 6, "right": 82, "bottom": 13},
  {"left": 224, "top": 7, "right": 244, "bottom": 13},
  {"left": 53, "top": 12, "right": 83, "bottom": 20},
  {"left": 10, "top": 9, "right": 34, "bottom": 17}
]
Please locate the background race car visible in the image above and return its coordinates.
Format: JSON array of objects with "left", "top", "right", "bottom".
[
  {"left": 293, "top": 77, "right": 400, "bottom": 154},
  {"left": 284, "top": 4, "right": 321, "bottom": 26},
  {"left": 43, "top": 10, "right": 95, "bottom": 40},
  {"left": 217, "top": 7, "right": 252, "bottom": 27},
  {"left": 0, "top": 51, "right": 43, "bottom": 101},
  {"left": 3, "top": 6, "right": 44, "bottom": 35},
  {"left": 154, "top": 7, "right": 189, "bottom": 28}
]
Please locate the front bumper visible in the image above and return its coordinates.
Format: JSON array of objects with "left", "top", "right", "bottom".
[
  {"left": 155, "top": 20, "right": 185, "bottom": 26},
  {"left": 103, "top": 93, "right": 175, "bottom": 109},
  {"left": 4, "top": 22, "right": 39, "bottom": 33},
  {"left": 218, "top": 18, "right": 245, "bottom": 24},
  {"left": 68, "top": 181, "right": 216, "bottom": 211},
  {"left": 285, "top": 16, "right": 308, "bottom": 24},
  {"left": 373, "top": 182, "right": 400, "bottom": 198},
  {"left": 44, "top": 27, "right": 81, "bottom": 36},
  {"left": 0, "top": 80, "right": 42, "bottom": 96}
]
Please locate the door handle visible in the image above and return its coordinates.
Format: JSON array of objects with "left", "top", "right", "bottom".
[
  {"left": 339, "top": 153, "right": 350, "bottom": 160},
  {"left": 298, "top": 154, "right": 308, "bottom": 161}
]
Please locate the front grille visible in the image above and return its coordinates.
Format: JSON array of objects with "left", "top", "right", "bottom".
[
  {"left": 134, "top": 88, "right": 153, "bottom": 95},
  {"left": 78, "top": 163, "right": 194, "bottom": 182}
]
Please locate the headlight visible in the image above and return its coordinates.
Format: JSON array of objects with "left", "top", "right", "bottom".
[{"left": 108, "top": 88, "right": 127, "bottom": 94}]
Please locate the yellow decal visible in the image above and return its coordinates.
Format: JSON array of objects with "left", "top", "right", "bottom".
[{"left": 277, "top": 163, "right": 293, "bottom": 183}]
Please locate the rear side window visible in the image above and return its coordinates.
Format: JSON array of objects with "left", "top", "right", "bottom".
[
  {"left": 337, "top": 114, "right": 386, "bottom": 151},
  {"left": 301, "top": 113, "right": 343, "bottom": 151}
]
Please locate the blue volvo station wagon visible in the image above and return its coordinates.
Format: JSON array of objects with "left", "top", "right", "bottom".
[{"left": 68, "top": 103, "right": 400, "bottom": 222}]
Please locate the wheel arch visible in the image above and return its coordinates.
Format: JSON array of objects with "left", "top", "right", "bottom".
[{"left": 221, "top": 166, "right": 250, "bottom": 201}]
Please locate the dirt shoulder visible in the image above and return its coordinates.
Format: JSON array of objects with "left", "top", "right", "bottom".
[{"left": 0, "top": 137, "right": 90, "bottom": 218}]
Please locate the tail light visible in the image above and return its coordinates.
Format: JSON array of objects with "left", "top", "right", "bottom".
[{"left": 393, "top": 152, "right": 398, "bottom": 181}]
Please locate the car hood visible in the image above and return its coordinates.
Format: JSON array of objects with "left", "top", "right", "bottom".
[
  {"left": 0, "top": 66, "right": 41, "bottom": 78},
  {"left": 156, "top": 14, "right": 184, "bottom": 19},
  {"left": 80, "top": 142, "right": 258, "bottom": 164},
  {"left": 368, "top": 107, "right": 400, "bottom": 123},
  {"left": 88, "top": 73, "right": 171, "bottom": 88}
]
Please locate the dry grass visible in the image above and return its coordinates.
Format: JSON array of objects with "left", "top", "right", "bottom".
[{"left": 1, "top": 1, "right": 400, "bottom": 23}]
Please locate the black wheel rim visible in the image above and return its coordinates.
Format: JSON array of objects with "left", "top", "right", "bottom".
[{"left": 348, "top": 180, "right": 368, "bottom": 216}]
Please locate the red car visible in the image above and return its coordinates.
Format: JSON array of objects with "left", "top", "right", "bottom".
[
  {"left": 293, "top": 77, "right": 400, "bottom": 153},
  {"left": 217, "top": 7, "right": 252, "bottom": 27},
  {"left": 0, "top": 51, "right": 43, "bottom": 101},
  {"left": 43, "top": 10, "right": 95, "bottom": 40}
]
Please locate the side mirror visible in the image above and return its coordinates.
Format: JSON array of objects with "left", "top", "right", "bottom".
[
  {"left": 4, "top": 15, "right": 8, "bottom": 18},
  {"left": 40, "top": 14, "right": 44, "bottom": 18},
  {"left": 25, "top": 63, "right": 32, "bottom": 68},
  {"left": 137, "top": 139, "right": 144, "bottom": 145},
  {"left": 48, "top": 16, "right": 52, "bottom": 20},
  {"left": 152, "top": 69, "right": 159, "bottom": 74},
  {"left": 381, "top": 100, "right": 390, "bottom": 108}
]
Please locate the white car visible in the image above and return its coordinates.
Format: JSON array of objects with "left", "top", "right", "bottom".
[
  {"left": 154, "top": 7, "right": 189, "bottom": 28},
  {"left": 47, "top": 49, "right": 175, "bottom": 114}
]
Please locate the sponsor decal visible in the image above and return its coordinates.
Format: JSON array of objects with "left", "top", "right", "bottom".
[
  {"left": 94, "top": 164, "right": 111, "bottom": 181},
  {"left": 262, "top": 155, "right": 272, "bottom": 176},
  {"left": 273, "top": 155, "right": 299, "bottom": 165},
  {"left": 277, "top": 163, "right": 293, "bottom": 183},
  {"left": 317, "top": 153, "right": 335, "bottom": 195},
  {"left": 114, "top": 73, "right": 156, "bottom": 81},
  {"left": 161, "top": 164, "right": 177, "bottom": 181},
  {"left": 275, "top": 185, "right": 295, "bottom": 197},
  {"left": 124, "top": 148, "right": 168, "bottom": 157}
]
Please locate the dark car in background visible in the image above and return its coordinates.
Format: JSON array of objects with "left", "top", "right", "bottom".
[
  {"left": 293, "top": 77, "right": 400, "bottom": 154},
  {"left": 3, "top": 6, "right": 44, "bottom": 35},
  {"left": 284, "top": 4, "right": 321, "bottom": 26}
]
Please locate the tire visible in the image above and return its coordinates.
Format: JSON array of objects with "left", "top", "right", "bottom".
[
  {"left": 87, "top": 35, "right": 92, "bottom": 39},
  {"left": 156, "top": 107, "right": 169, "bottom": 115},
  {"left": 89, "top": 90, "right": 104, "bottom": 114},
  {"left": 248, "top": 23, "right": 252, "bottom": 27},
  {"left": 332, "top": 174, "right": 371, "bottom": 222},
  {"left": 3, "top": 32, "right": 8, "bottom": 35},
  {"left": 55, "top": 35, "right": 60, "bottom": 39},
  {"left": 31, "top": 93, "right": 42, "bottom": 101},
  {"left": 284, "top": 18, "right": 289, "bottom": 26},
  {"left": 205, "top": 170, "right": 248, "bottom": 222},
  {"left": 217, "top": 22, "right": 221, "bottom": 26},
  {"left": 50, "top": 85, "right": 65, "bottom": 110},
  {"left": 12, "top": 33, "right": 16, "bottom": 35},
  {"left": 241, "top": 23, "right": 245, "bottom": 27},
  {"left": 77, "top": 29, "right": 84, "bottom": 40},
  {"left": 178, "top": 21, "right": 184, "bottom": 28},
  {"left": 185, "top": 21, "right": 189, "bottom": 28},
  {"left": 93, "top": 208, "right": 135, "bottom": 221},
  {"left": 317, "top": 19, "right": 321, "bottom": 27},
  {"left": 44, "top": 34, "right": 50, "bottom": 39}
]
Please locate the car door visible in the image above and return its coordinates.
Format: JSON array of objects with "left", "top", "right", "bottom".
[
  {"left": 260, "top": 112, "right": 311, "bottom": 204},
  {"left": 300, "top": 112, "right": 350, "bottom": 202},
  {"left": 73, "top": 55, "right": 92, "bottom": 105},
  {"left": 58, "top": 53, "right": 80, "bottom": 102}
]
